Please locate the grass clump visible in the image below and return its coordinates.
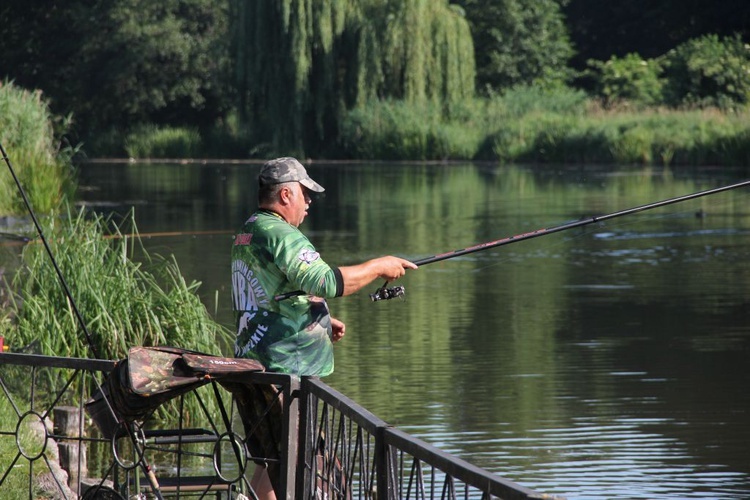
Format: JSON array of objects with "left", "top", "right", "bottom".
[
  {"left": 8, "top": 207, "right": 231, "bottom": 361},
  {"left": 339, "top": 99, "right": 484, "bottom": 161},
  {"left": 124, "top": 124, "right": 204, "bottom": 159},
  {"left": 0, "top": 80, "right": 76, "bottom": 215},
  {"left": 3, "top": 207, "right": 233, "bottom": 424}
]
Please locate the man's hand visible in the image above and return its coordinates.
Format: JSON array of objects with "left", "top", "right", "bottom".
[
  {"left": 331, "top": 317, "right": 346, "bottom": 342},
  {"left": 340, "top": 256, "right": 418, "bottom": 296}
]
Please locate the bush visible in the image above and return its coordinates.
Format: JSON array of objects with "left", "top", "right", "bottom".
[
  {"left": 587, "top": 53, "right": 664, "bottom": 108},
  {"left": 661, "top": 33, "right": 750, "bottom": 109}
]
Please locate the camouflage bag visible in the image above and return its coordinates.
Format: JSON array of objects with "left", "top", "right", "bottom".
[{"left": 86, "top": 346, "right": 264, "bottom": 438}]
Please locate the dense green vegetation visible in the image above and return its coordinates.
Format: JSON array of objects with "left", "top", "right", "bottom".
[
  {"left": 0, "top": 208, "right": 232, "bottom": 424},
  {"left": 338, "top": 88, "right": 750, "bottom": 164},
  {"left": 0, "top": 81, "right": 76, "bottom": 214},
  {"left": 3, "top": 208, "right": 231, "bottom": 361},
  {"left": 1, "top": 1, "right": 748, "bottom": 160}
]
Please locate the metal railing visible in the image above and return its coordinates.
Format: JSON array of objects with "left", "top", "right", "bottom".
[
  {"left": 297, "top": 378, "right": 559, "bottom": 500},
  {"left": 0, "top": 352, "right": 562, "bottom": 500}
]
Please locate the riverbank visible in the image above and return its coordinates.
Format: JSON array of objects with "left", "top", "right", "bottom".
[
  {"left": 111, "top": 92, "right": 750, "bottom": 167},
  {"left": 337, "top": 95, "right": 750, "bottom": 164}
]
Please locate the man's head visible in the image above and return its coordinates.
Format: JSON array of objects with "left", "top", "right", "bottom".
[
  {"left": 257, "top": 157, "right": 324, "bottom": 227},
  {"left": 258, "top": 157, "right": 324, "bottom": 193}
]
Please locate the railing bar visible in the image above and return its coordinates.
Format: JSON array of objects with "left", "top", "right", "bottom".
[
  {"left": 439, "top": 473, "right": 452, "bottom": 500},
  {"left": 431, "top": 464, "right": 437, "bottom": 500},
  {"left": 27, "top": 459, "right": 33, "bottom": 500},
  {"left": 304, "top": 392, "right": 318, "bottom": 499},
  {"left": 384, "top": 428, "right": 540, "bottom": 499},
  {"left": 41, "top": 453, "right": 69, "bottom": 499},
  {"left": 0, "top": 452, "right": 22, "bottom": 487},
  {"left": 199, "top": 382, "right": 225, "bottom": 436},
  {"left": 0, "top": 371, "right": 23, "bottom": 418},
  {"left": 406, "top": 458, "right": 419, "bottom": 500},
  {"left": 350, "top": 427, "right": 361, "bottom": 499},
  {"left": 333, "top": 408, "right": 347, "bottom": 497},
  {"left": 176, "top": 394, "right": 185, "bottom": 499},
  {"left": 401, "top": 449, "right": 407, "bottom": 500},
  {"left": 305, "top": 378, "right": 387, "bottom": 432},
  {"left": 30, "top": 366, "right": 37, "bottom": 412},
  {"left": 300, "top": 392, "right": 317, "bottom": 500},
  {"left": 41, "top": 368, "right": 80, "bottom": 421},
  {"left": 75, "top": 372, "right": 87, "bottom": 497},
  {"left": 417, "top": 460, "right": 427, "bottom": 500}
]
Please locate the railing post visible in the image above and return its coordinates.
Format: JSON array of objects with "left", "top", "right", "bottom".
[
  {"left": 53, "top": 406, "right": 87, "bottom": 491},
  {"left": 279, "top": 375, "right": 300, "bottom": 500},
  {"left": 375, "top": 425, "right": 393, "bottom": 500},
  {"left": 295, "top": 377, "right": 312, "bottom": 500}
]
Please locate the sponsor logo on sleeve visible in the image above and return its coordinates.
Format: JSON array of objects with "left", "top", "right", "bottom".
[{"left": 298, "top": 249, "right": 320, "bottom": 265}]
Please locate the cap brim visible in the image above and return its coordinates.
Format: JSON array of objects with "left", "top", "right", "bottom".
[{"left": 300, "top": 177, "right": 325, "bottom": 193}]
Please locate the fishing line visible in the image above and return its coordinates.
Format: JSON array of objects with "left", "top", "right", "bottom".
[{"left": 1, "top": 141, "right": 101, "bottom": 358}]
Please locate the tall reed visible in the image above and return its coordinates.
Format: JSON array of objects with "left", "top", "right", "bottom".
[
  {"left": 0, "top": 80, "right": 75, "bottom": 214},
  {"left": 5, "top": 207, "right": 233, "bottom": 424}
]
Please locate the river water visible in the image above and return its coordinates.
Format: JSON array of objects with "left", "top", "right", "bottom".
[{"left": 69, "top": 161, "right": 750, "bottom": 499}]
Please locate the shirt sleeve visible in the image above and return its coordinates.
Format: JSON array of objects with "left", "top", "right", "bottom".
[{"left": 273, "top": 226, "right": 343, "bottom": 298}]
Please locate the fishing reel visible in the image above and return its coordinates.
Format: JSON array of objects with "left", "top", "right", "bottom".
[{"left": 369, "top": 285, "right": 406, "bottom": 302}]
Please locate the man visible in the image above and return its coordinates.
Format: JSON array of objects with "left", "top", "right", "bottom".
[
  {"left": 232, "top": 157, "right": 417, "bottom": 375},
  {"left": 230, "top": 157, "right": 416, "bottom": 499}
]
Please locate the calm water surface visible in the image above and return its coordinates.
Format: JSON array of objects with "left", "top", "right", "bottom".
[{"left": 69, "top": 162, "right": 750, "bottom": 499}]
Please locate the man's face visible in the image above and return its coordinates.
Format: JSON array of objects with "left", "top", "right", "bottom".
[{"left": 287, "top": 182, "right": 312, "bottom": 227}]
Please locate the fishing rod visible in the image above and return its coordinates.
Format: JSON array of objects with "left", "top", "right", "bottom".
[
  {"left": 275, "top": 178, "right": 750, "bottom": 302},
  {"left": 1, "top": 141, "right": 102, "bottom": 358},
  {"left": 368, "top": 178, "right": 750, "bottom": 300}
]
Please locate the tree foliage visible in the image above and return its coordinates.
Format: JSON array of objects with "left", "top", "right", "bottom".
[
  {"left": 660, "top": 34, "right": 750, "bottom": 109},
  {"left": 1, "top": 0, "right": 748, "bottom": 158},
  {"left": 587, "top": 53, "right": 664, "bottom": 107},
  {"left": 564, "top": 0, "right": 750, "bottom": 70},
  {"left": 0, "top": 0, "right": 233, "bottom": 139},
  {"left": 232, "top": 0, "right": 475, "bottom": 156},
  {"left": 456, "top": 0, "right": 574, "bottom": 92}
]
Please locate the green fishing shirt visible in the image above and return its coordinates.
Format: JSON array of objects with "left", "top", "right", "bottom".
[{"left": 231, "top": 210, "right": 344, "bottom": 376}]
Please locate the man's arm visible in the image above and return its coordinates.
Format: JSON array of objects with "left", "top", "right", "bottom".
[{"left": 338, "top": 256, "right": 417, "bottom": 296}]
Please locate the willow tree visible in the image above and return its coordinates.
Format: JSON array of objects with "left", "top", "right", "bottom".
[{"left": 231, "top": 0, "right": 475, "bottom": 157}]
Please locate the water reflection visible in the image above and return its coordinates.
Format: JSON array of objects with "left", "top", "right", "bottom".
[{"left": 57, "top": 162, "right": 750, "bottom": 498}]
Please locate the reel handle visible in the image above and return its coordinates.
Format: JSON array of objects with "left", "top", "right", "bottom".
[{"left": 369, "top": 285, "right": 406, "bottom": 301}]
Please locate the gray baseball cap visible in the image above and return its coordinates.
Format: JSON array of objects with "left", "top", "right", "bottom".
[{"left": 258, "top": 157, "right": 325, "bottom": 193}]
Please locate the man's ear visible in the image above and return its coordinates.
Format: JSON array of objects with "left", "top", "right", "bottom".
[{"left": 279, "top": 185, "right": 293, "bottom": 205}]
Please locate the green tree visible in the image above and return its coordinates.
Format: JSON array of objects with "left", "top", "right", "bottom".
[
  {"left": 660, "top": 33, "right": 750, "bottom": 109},
  {"left": 73, "top": 0, "right": 233, "bottom": 136},
  {"left": 563, "top": 1, "right": 750, "bottom": 71},
  {"left": 456, "top": 0, "right": 575, "bottom": 92},
  {"left": 0, "top": 0, "right": 233, "bottom": 144},
  {"left": 231, "top": 0, "right": 475, "bottom": 157},
  {"left": 587, "top": 53, "right": 664, "bottom": 107}
]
